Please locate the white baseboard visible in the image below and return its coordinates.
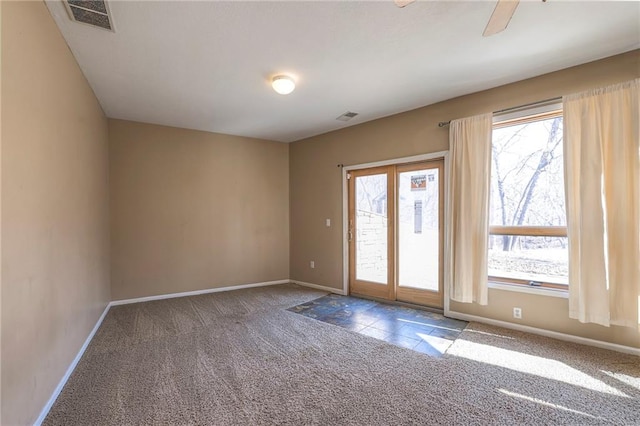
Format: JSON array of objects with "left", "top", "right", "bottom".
[
  {"left": 291, "top": 280, "right": 346, "bottom": 295},
  {"left": 35, "top": 279, "right": 290, "bottom": 424},
  {"left": 447, "top": 310, "right": 640, "bottom": 357},
  {"left": 32, "top": 283, "right": 636, "bottom": 425},
  {"left": 34, "top": 303, "right": 111, "bottom": 426},
  {"left": 110, "top": 279, "right": 290, "bottom": 306}
]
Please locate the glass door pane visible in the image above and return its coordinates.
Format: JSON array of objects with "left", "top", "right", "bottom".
[
  {"left": 398, "top": 166, "right": 439, "bottom": 291},
  {"left": 355, "top": 173, "right": 388, "bottom": 284},
  {"left": 348, "top": 166, "right": 395, "bottom": 301}
]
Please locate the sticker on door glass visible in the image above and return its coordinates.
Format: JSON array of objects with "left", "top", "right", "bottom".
[{"left": 411, "top": 175, "right": 426, "bottom": 191}]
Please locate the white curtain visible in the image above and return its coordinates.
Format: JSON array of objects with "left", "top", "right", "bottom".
[
  {"left": 446, "top": 113, "right": 493, "bottom": 305},
  {"left": 563, "top": 79, "right": 639, "bottom": 328}
]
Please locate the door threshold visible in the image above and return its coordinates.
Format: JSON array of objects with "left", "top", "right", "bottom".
[{"left": 349, "top": 292, "right": 444, "bottom": 315}]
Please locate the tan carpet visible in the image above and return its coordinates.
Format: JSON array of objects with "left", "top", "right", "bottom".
[{"left": 44, "top": 284, "right": 639, "bottom": 425}]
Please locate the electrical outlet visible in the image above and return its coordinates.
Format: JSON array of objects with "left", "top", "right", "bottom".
[
  {"left": 513, "top": 307, "right": 522, "bottom": 319},
  {"left": 310, "top": 261, "right": 315, "bottom": 269},
  {"left": 326, "top": 218, "right": 331, "bottom": 227}
]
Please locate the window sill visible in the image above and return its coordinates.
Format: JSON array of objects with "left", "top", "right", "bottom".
[{"left": 488, "top": 281, "right": 568, "bottom": 298}]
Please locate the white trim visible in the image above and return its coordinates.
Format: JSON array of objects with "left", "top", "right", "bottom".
[
  {"left": 342, "top": 166, "right": 349, "bottom": 295},
  {"left": 35, "top": 279, "right": 292, "bottom": 423},
  {"left": 442, "top": 152, "right": 450, "bottom": 314},
  {"left": 342, "top": 151, "right": 449, "bottom": 298},
  {"left": 32, "top": 278, "right": 637, "bottom": 426},
  {"left": 493, "top": 100, "right": 562, "bottom": 123},
  {"left": 109, "top": 280, "right": 290, "bottom": 306},
  {"left": 292, "top": 280, "right": 346, "bottom": 295},
  {"left": 34, "top": 303, "right": 111, "bottom": 426},
  {"left": 342, "top": 151, "right": 449, "bottom": 173},
  {"left": 447, "top": 310, "right": 640, "bottom": 357},
  {"left": 487, "top": 281, "right": 569, "bottom": 298}
]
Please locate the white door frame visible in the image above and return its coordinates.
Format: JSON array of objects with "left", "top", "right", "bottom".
[{"left": 341, "top": 151, "right": 450, "bottom": 311}]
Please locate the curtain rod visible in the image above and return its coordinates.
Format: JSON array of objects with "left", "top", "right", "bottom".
[{"left": 437, "top": 96, "right": 562, "bottom": 128}]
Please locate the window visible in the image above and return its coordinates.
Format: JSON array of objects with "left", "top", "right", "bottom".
[{"left": 488, "top": 106, "right": 568, "bottom": 289}]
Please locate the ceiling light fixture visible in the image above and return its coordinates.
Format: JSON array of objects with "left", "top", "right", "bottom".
[{"left": 272, "top": 75, "right": 295, "bottom": 95}]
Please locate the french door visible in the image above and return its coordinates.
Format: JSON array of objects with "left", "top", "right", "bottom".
[{"left": 348, "top": 159, "right": 444, "bottom": 308}]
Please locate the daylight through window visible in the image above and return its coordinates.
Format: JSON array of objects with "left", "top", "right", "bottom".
[{"left": 489, "top": 108, "right": 568, "bottom": 289}]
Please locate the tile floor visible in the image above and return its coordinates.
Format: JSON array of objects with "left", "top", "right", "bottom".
[{"left": 287, "top": 293, "right": 468, "bottom": 357}]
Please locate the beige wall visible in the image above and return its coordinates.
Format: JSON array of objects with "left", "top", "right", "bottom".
[
  {"left": 109, "top": 119, "right": 290, "bottom": 300},
  {"left": 290, "top": 50, "right": 640, "bottom": 348},
  {"left": 0, "top": 5, "right": 636, "bottom": 424},
  {"left": 1, "top": 2, "right": 111, "bottom": 425}
]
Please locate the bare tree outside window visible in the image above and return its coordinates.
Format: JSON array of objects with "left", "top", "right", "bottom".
[{"left": 488, "top": 112, "right": 569, "bottom": 287}]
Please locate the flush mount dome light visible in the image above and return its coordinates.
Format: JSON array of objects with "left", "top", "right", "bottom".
[{"left": 272, "top": 75, "right": 295, "bottom": 95}]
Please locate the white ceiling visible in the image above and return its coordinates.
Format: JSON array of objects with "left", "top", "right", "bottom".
[{"left": 46, "top": 1, "right": 639, "bottom": 143}]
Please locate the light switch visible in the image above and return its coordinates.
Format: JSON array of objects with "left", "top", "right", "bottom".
[{"left": 326, "top": 219, "right": 331, "bottom": 227}]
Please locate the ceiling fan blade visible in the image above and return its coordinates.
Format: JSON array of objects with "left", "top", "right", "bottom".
[
  {"left": 394, "top": 0, "right": 416, "bottom": 8},
  {"left": 483, "top": 0, "right": 520, "bottom": 37}
]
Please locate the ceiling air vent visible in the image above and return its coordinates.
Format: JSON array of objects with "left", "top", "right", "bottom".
[
  {"left": 65, "top": 0, "right": 113, "bottom": 31},
  {"left": 336, "top": 111, "right": 359, "bottom": 122}
]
